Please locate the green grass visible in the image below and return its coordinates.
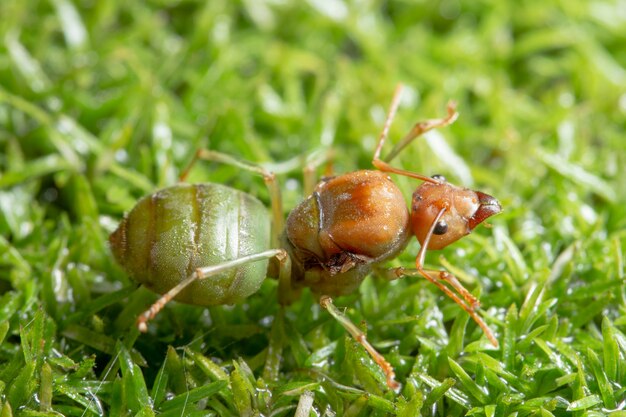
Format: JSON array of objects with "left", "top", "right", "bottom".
[{"left": 1, "top": 0, "right": 625, "bottom": 415}]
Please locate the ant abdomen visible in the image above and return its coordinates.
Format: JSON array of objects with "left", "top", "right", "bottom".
[{"left": 109, "top": 183, "right": 271, "bottom": 306}]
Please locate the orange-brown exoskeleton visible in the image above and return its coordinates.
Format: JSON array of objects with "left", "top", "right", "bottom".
[{"left": 110, "top": 85, "right": 501, "bottom": 391}]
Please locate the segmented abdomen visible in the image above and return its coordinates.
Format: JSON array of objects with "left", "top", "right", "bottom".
[{"left": 109, "top": 183, "right": 270, "bottom": 306}]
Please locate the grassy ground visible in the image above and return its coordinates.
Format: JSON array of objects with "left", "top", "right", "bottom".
[{"left": 1, "top": 0, "right": 625, "bottom": 415}]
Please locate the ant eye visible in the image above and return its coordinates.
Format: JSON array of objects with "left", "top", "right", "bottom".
[
  {"left": 432, "top": 174, "right": 446, "bottom": 182},
  {"left": 433, "top": 219, "right": 448, "bottom": 235}
]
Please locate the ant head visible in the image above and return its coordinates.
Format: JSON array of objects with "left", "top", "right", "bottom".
[{"left": 410, "top": 175, "right": 501, "bottom": 250}]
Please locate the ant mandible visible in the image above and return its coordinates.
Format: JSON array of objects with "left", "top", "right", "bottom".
[{"left": 109, "top": 84, "right": 501, "bottom": 391}]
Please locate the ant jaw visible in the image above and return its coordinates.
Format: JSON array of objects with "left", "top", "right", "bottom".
[{"left": 467, "top": 191, "right": 501, "bottom": 230}]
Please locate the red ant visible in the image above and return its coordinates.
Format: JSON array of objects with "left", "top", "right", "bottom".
[{"left": 110, "top": 85, "right": 501, "bottom": 390}]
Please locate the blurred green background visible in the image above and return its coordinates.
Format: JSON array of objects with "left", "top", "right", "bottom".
[{"left": 0, "top": 0, "right": 625, "bottom": 415}]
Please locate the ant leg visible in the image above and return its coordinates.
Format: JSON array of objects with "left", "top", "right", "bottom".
[
  {"left": 383, "top": 102, "right": 458, "bottom": 164},
  {"left": 136, "top": 249, "right": 289, "bottom": 332},
  {"left": 400, "top": 268, "right": 497, "bottom": 347},
  {"left": 412, "top": 208, "right": 480, "bottom": 309},
  {"left": 179, "top": 149, "right": 283, "bottom": 247},
  {"left": 409, "top": 210, "right": 480, "bottom": 308},
  {"left": 319, "top": 295, "right": 400, "bottom": 391},
  {"left": 416, "top": 208, "right": 496, "bottom": 345},
  {"left": 381, "top": 208, "right": 498, "bottom": 347},
  {"left": 372, "top": 85, "right": 458, "bottom": 183},
  {"left": 303, "top": 148, "right": 334, "bottom": 196},
  {"left": 263, "top": 250, "right": 293, "bottom": 382},
  {"left": 276, "top": 250, "right": 301, "bottom": 306},
  {"left": 434, "top": 270, "right": 480, "bottom": 310}
]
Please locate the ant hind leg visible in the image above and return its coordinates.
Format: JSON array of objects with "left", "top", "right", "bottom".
[
  {"left": 136, "top": 249, "right": 290, "bottom": 332},
  {"left": 319, "top": 295, "right": 400, "bottom": 391}
]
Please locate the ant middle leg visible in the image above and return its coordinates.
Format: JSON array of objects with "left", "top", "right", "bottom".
[{"left": 372, "top": 85, "right": 458, "bottom": 183}]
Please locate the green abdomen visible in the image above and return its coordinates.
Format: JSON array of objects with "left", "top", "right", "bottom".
[{"left": 109, "top": 183, "right": 270, "bottom": 306}]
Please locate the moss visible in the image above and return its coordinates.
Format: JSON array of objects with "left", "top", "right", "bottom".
[{"left": 0, "top": 0, "right": 624, "bottom": 415}]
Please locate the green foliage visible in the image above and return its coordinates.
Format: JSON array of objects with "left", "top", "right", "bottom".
[{"left": 1, "top": 0, "right": 625, "bottom": 415}]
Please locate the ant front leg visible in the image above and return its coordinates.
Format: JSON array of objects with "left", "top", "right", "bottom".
[
  {"left": 372, "top": 84, "right": 458, "bottom": 183},
  {"left": 380, "top": 208, "right": 498, "bottom": 347},
  {"left": 392, "top": 268, "right": 497, "bottom": 346},
  {"left": 136, "top": 249, "right": 291, "bottom": 332},
  {"left": 319, "top": 295, "right": 400, "bottom": 391},
  {"left": 411, "top": 209, "right": 481, "bottom": 311}
]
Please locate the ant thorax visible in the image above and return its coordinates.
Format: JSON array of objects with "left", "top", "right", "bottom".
[{"left": 284, "top": 170, "right": 410, "bottom": 296}]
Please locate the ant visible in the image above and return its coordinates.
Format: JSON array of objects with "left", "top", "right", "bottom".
[{"left": 109, "top": 85, "right": 501, "bottom": 391}]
